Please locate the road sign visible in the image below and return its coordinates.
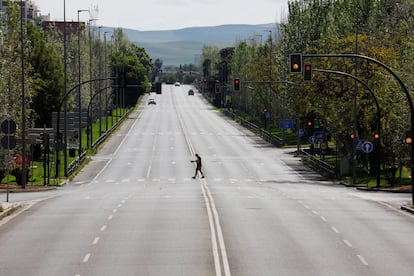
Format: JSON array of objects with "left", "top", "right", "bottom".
[
  {"left": 313, "top": 131, "right": 326, "bottom": 141},
  {"left": 320, "top": 140, "right": 328, "bottom": 151},
  {"left": 362, "top": 141, "right": 374, "bottom": 153},
  {"left": 298, "top": 129, "right": 305, "bottom": 137},
  {"left": 279, "top": 119, "right": 294, "bottom": 129},
  {"left": 1, "top": 120, "right": 16, "bottom": 134},
  {"left": 1, "top": 135, "right": 16, "bottom": 149},
  {"left": 309, "top": 136, "right": 318, "bottom": 144}
]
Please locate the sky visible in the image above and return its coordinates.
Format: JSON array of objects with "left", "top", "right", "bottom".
[{"left": 34, "top": 0, "right": 289, "bottom": 31}]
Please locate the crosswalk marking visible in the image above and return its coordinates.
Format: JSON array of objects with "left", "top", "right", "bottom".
[{"left": 98, "top": 178, "right": 281, "bottom": 183}]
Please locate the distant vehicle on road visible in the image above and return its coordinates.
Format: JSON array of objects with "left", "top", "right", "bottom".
[
  {"left": 148, "top": 98, "right": 156, "bottom": 105},
  {"left": 188, "top": 89, "right": 194, "bottom": 95},
  {"left": 174, "top": 82, "right": 181, "bottom": 87}
]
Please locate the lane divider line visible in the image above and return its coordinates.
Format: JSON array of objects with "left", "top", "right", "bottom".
[{"left": 173, "top": 89, "right": 231, "bottom": 276}]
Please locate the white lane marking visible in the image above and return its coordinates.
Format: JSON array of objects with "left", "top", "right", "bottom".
[
  {"left": 320, "top": 216, "right": 327, "bottom": 222},
  {"left": 312, "top": 210, "right": 319, "bottom": 215},
  {"left": 146, "top": 166, "right": 152, "bottom": 178},
  {"left": 331, "top": 226, "right": 340, "bottom": 233},
  {"left": 92, "top": 237, "right": 100, "bottom": 245},
  {"left": 100, "top": 225, "right": 107, "bottom": 231},
  {"left": 304, "top": 205, "right": 310, "bottom": 209},
  {"left": 118, "top": 204, "right": 122, "bottom": 208},
  {"left": 83, "top": 253, "right": 91, "bottom": 263},
  {"left": 200, "top": 181, "right": 221, "bottom": 276},
  {"left": 343, "top": 240, "right": 353, "bottom": 248},
  {"left": 357, "top": 254, "right": 369, "bottom": 266},
  {"left": 175, "top": 91, "right": 230, "bottom": 276},
  {"left": 113, "top": 209, "right": 117, "bottom": 213},
  {"left": 108, "top": 215, "right": 113, "bottom": 220},
  {"left": 202, "top": 179, "right": 231, "bottom": 276}
]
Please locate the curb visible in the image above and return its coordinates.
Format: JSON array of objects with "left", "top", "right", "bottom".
[
  {"left": 401, "top": 205, "right": 414, "bottom": 215},
  {"left": 0, "top": 202, "right": 22, "bottom": 220}
]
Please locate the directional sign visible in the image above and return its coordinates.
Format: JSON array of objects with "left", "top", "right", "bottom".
[
  {"left": 309, "top": 136, "right": 318, "bottom": 144},
  {"left": 361, "top": 141, "right": 374, "bottom": 153},
  {"left": 298, "top": 129, "right": 305, "bottom": 137},
  {"left": 313, "top": 131, "right": 327, "bottom": 141},
  {"left": 279, "top": 119, "right": 294, "bottom": 129}
]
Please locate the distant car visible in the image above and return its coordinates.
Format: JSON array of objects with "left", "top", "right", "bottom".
[
  {"left": 148, "top": 98, "right": 156, "bottom": 105},
  {"left": 174, "top": 82, "right": 181, "bottom": 87},
  {"left": 188, "top": 89, "right": 194, "bottom": 95}
]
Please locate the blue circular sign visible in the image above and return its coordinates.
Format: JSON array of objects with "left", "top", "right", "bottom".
[{"left": 362, "top": 141, "right": 374, "bottom": 153}]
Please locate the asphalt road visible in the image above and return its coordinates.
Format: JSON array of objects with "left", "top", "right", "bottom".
[{"left": 0, "top": 84, "right": 413, "bottom": 276}]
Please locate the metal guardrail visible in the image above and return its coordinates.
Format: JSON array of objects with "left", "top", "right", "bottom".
[
  {"left": 223, "top": 110, "right": 284, "bottom": 147},
  {"left": 67, "top": 151, "right": 87, "bottom": 176},
  {"left": 66, "top": 108, "right": 133, "bottom": 176},
  {"left": 300, "top": 150, "right": 337, "bottom": 178}
]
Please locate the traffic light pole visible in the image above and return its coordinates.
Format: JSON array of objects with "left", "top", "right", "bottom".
[
  {"left": 303, "top": 53, "right": 414, "bottom": 204},
  {"left": 313, "top": 68, "right": 381, "bottom": 187}
]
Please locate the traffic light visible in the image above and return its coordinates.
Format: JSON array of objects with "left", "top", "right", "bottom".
[
  {"left": 350, "top": 133, "right": 356, "bottom": 140},
  {"left": 289, "top": 53, "right": 302, "bottom": 73},
  {"left": 373, "top": 133, "right": 380, "bottom": 140},
  {"left": 405, "top": 130, "right": 413, "bottom": 144},
  {"left": 263, "top": 107, "right": 268, "bottom": 113},
  {"left": 314, "top": 118, "right": 320, "bottom": 129},
  {"left": 215, "top": 83, "right": 220, "bottom": 93},
  {"left": 307, "top": 121, "right": 312, "bottom": 127},
  {"left": 234, "top": 78, "right": 240, "bottom": 91},
  {"left": 304, "top": 64, "right": 312, "bottom": 81}
]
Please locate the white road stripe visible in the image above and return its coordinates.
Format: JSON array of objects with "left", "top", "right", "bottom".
[
  {"left": 92, "top": 237, "right": 100, "bottom": 245},
  {"left": 343, "top": 240, "right": 353, "bottom": 247},
  {"left": 100, "top": 225, "right": 107, "bottom": 231},
  {"left": 83, "top": 253, "right": 91, "bottom": 263},
  {"left": 357, "top": 254, "right": 369, "bottom": 266}
]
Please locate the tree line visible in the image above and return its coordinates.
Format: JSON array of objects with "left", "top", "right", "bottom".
[
  {"left": 0, "top": 1, "right": 153, "bottom": 177},
  {"left": 199, "top": 0, "right": 414, "bottom": 180}
]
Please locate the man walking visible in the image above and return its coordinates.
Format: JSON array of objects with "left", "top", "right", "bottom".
[{"left": 191, "top": 153, "right": 205, "bottom": 179}]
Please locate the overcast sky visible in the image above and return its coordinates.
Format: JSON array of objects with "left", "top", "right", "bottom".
[{"left": 34, "top": 0, "right": 289, "bottom": 31}]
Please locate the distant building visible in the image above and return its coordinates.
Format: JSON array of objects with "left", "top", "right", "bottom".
[
  {"left": 0, "top": 0, "right": 37, "bottom": 20},
  {"left": 42, "top": 21, "right": 86, "bottom": 38}
]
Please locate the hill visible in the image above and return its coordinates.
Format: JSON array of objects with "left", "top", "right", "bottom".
[{"left": 120, "top": 23, "right": 279, "bottom": 66}]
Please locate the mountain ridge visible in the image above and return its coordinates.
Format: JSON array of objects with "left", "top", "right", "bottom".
[{"left": 119, "top": 23, "right": 279, "bottom": 66}]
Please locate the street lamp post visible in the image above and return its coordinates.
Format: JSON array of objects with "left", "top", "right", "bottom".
[
  {"left": 265, "top": 30, "right": 272, "bottom": 131},
  {"left": 77, "top": 9, "right": 88, "bottom": 158},
  {"left": 104, "top": 31, "right": 112, "bottom": 131},
  {"left": 87, "top": 18, "right": 97, "bottom": 149},
  {"left": 20, "top": 0, "right": 27, "bottom": 188}
]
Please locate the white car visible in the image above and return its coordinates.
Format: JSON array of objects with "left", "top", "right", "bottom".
[
  {"left": 148, "top": 98, "right": 156, "bottom": 105},
  {"left": 174, "top": 82, "right": 181, "bottom": 87}
]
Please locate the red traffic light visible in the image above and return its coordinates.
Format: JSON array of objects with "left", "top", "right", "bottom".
[
  {"left": 215, "top": 83, "right": 220, "bottom": 93},
  {"left": 350, "top": 133, "right": 355, "bottom": 139},
  {"left": 263, "top": 107, "right": 268, "bottom": 113},
  {"left": 307, "top": 121, "right": 312, "bottom": 126},
  {"left": 373, "top": 133, "right": 380, "bottom": 139},
  {"left": 234, "top": 78, "right": 240, "bottom": 91},
  {"left": 303, "top": 64, "right": 312, "bottom": 81},
  {"left": 405, "top": 131, "right": 413, "bottom": 144}
]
